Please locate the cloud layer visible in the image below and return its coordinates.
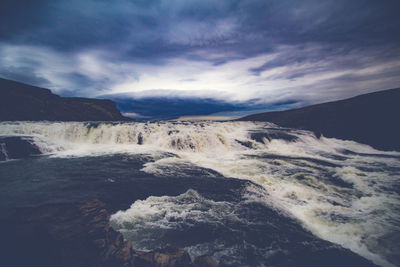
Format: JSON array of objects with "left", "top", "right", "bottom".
[{"left": 1, "top": 0, "right": 400, "bottom": 117}]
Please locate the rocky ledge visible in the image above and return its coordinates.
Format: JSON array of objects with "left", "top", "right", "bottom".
[
  {"left": 238, "top": 87, "right": 400, "bottom": 151},
  {"left": 8, "top": 199, "right": 215, "bottom": 267},
  {"left": 0, "top": 78, "right": 131, "bottom": 121}
]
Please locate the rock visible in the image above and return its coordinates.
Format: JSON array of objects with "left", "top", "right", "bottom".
[
  {"left": 250, "top": 131, "right": 299, "bottom": 143},
  {"left": 0, "top": 77, "right": 132, "bottom": 121},
  {"left": 153, "top": 246, "right": 193, "bottom": 267},
  {"left": 10, "top": 199, "right": 133, "bottom": 267},
  {"left": 7, "top": 199, "right": 210, "bottom": 267},
  {"left": 133, "top": 246, "right": 194, "bottom": 267},
  {"left": 193, "top": 255, "right": 216, "bottom": 267},
  {"left": 238, "top": 87, "right": 400, "bottom": 151}
]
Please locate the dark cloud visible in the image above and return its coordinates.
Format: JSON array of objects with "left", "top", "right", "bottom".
[
  {"left": 249, "top": 43, "right": 400, "bottom": 83},
  {"left": 107, "top": 96, "right": 247, "bottom": 121},
  {"left": 0, "top": 65, "right": 51, "bottom": 88},
  {"left": 102, "top": 93, "right": 302, "bottom": 121},
  {"left": 56, "top": 72, "right": 102, "bottom": 97},
  {"left": 0, "top": 0, "right": 399, "bottom": 116},
  {"left": 2, "top": 0, "right": 399, "bottom": 62}
]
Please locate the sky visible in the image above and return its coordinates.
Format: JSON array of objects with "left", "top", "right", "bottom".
[{"left": 1, "top": 0, "right": 400, "bottom": 119}]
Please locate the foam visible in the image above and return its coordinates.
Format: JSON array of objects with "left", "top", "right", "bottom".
[
  {"left": 1, "top": 121, "right": 399, "bottom": 266},
  {"left": 110, "top": 189, "right": 240, "bottom": 249},
  {"left": 0, "top": 142, "right": 9, "bottom": 161}
]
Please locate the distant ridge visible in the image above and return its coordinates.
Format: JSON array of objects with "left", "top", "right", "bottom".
[
  {"left": 0, "top": 78, "right": 131, "bottom": 121},
  {"left": 238, "top": 88, "right": 400, "bottom": 151}
]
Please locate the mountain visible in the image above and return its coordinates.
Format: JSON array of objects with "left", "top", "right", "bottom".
[
  {"left": 0, "top": 78, "right": 131, "bottom": 121},
  {"left": 238, "top": 88, "right": 400, "bottom": 151}
]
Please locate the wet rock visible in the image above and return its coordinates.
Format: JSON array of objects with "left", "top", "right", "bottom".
[
  {"left": 137, "top": 133, "right": 143, "bottom": 145},
  {"left": 250, "top": 131, "right": 299, "bottom": 144},
  {"left": 12, "top": 199, "right": 133, "bottom": 267},
  {"left": 7, "top": 199, "right": 213, "bottom": 267},
  {"left": 133, "top": 246, "right": 194, "bottom": 267},
  {"left": 235, "top": 139, "right": 254, "bottom": 148},
  {"left": 193, "top": 255, "right": 217, "bottom": 267}
]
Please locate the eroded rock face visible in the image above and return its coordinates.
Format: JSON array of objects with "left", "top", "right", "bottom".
[{"left": 7, "top": 199, "right": 215, "bottom": 267}]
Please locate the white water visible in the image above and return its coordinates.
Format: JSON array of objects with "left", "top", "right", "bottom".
[
  {"left": 0, "top": 143, "right": 9, "bottom": 161},
  {"left": 1, "top": 121, "right": 399, "bottom": 267},
  {"left": 109, "top": 188, "right": 278, "bottom": 265},
  {"left": 111, "top": 189, "right": 240, "bottom": 235}
]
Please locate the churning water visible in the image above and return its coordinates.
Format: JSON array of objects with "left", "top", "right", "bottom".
[{"left": 0, "top": 121, "right": 399, "bottom": 267}]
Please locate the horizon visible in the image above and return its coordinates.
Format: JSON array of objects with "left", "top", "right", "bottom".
[
  {"left": 2, "top": 76, "right": 399, "bottom": 121},
  {"left": 1, "top": 0, "right": 400, "bottom": 119}
]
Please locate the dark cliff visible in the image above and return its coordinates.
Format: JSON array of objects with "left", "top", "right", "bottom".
[
  {"left": 238, "top": 88, "right": 400, "bottom": 151},
  {"left": 0, "top": 78, "right": 131, "bottom": 121}
]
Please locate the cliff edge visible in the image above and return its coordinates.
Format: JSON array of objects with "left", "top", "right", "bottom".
[
  {"left": 238, "top": 88, "right": 400, "bottom": 151},
  {"left": 0, "top": 78, "right": 131, "bottom": 121}
]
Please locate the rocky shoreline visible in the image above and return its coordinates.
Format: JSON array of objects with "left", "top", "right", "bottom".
[{"left": 7, "top": 199, "right": 215, "bottom": 267}]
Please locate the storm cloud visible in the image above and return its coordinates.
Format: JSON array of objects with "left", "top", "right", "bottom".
[{"left": 1, "top": 0, "right": 400, "bottom": 117}]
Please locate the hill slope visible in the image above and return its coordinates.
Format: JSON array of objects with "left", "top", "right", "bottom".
[
  {"left": 0, "top": 78, "right": 130, "bottom": 121},
  {"left": 238, "top": 88, "right": 400, "bottom": 151}
]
